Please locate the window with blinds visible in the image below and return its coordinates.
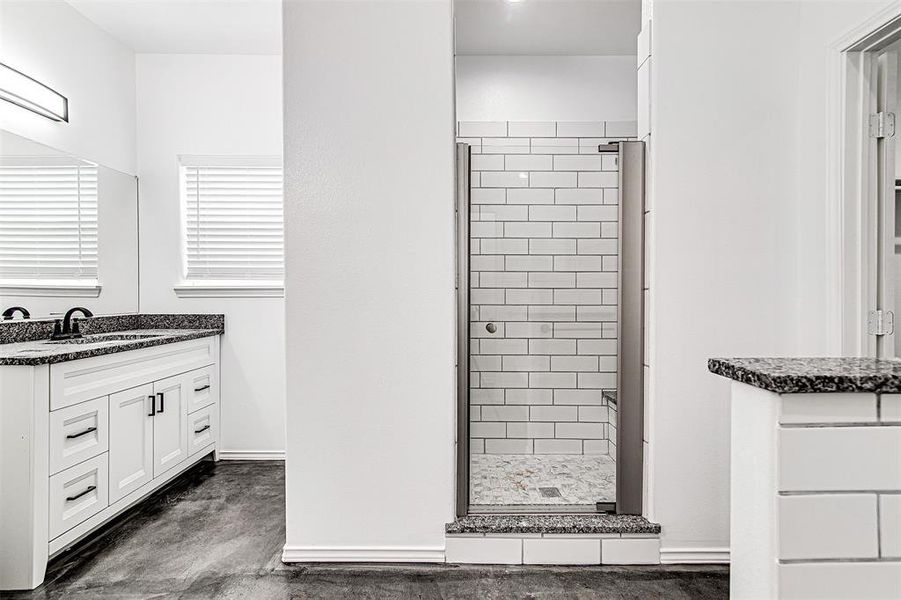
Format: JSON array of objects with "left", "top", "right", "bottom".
[
  {"left": 0, "top": 161, "right": 98, "bottom": 283},
  {"left": 181, "top": 159, "right": 284, "bottom": 284}
]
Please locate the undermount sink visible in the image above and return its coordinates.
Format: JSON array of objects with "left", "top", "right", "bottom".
[{"left": 44, "top": 332, "right": 166, "bottom": 345}]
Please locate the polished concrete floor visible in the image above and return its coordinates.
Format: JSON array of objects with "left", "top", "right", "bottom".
[{"left": 9, "top": 461, "right": 729, "bottom": 599}]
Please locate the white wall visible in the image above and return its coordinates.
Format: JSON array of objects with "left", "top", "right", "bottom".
[
  {"left": 135, "top": 54, "right": 285, "bottom": 457},
  {"left": 0, "top": 0, "right": 136, "bottom": 175},
  {"left": 646, "top": 0, "right": 893, "bottom": 559},
  {"left": 455, "top": 56, "right": 636, "bottom": 123},
  {"left": 283, "top": 0, "right": 455, "bottom": 559}
]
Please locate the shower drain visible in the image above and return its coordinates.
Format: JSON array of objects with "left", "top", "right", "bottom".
[{"left": 538, "top": 487, "right": 562, "bottom": 498}]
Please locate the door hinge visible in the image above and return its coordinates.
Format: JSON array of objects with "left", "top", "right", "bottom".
[
  {"left": 868, "top": 310, "right": 895, "bottom": 335},
  {"left": 870, "top": 112, "right": 896, "bottom": 138}
]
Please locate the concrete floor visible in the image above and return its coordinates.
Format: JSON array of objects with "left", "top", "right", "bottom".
[{"left": 9, "top": 461, "right": 729, "bottom": 599}]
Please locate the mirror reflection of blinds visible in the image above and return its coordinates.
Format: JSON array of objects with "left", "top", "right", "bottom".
[
  {"left": 183, "top": 165, "right": 284, "bottom": 282},
  {"left": 0, "top": 164, "right": 98, "bottom": 281}
]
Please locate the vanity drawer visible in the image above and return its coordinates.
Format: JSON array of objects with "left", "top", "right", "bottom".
[
  {"left": 49, "top": 396, "right": 109, "bottom": 475},
  {"left": 185, "top": 366, "right": 217, "bottom": 414},
  {"left": 49, "top": 454, "right": 109, "bottom": 539},
  {"left": 187, "top": 405, "right": 216, "bottom": 456}
]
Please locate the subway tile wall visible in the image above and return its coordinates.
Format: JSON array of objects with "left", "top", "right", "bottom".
[{"left": 460, "top": 121, "right": 637, "bottom": 455}]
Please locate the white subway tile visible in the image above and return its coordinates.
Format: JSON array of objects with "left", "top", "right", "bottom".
[
  {"left": 577, "top": 172, "right": 606, "bottom": 188},
  {"left": 600, "top": 538, "right": 660, "bottom": 564},
  {"left": 780, "top": 393, "right": 878, "bottom": 424},
  {"left": 577, "top": 340, "right": 617, "bottom": 355},
  {"left": 555, "top": 289, "right": 603, "bottom": 305},
  {"left": 535, "top": 439, "right": 583, "bottom": 454},
  {"left": 553, "top": 222, "right": 600, "bottom": 238},
  {"left": 555, "top": 256, "right": 603, "bottom": 272},
  {"left": 506, "top": 289, "right": 553, "bottom": 305},
  {"left": 779, "top": 494, "right": 879, "bottom": 560},
  {"left": 471, "top": 255, "right": 505, "bottom": 271},
  {"left": 485, "top": 439, "right": 534, "bottom": 454},
  {"left": 601, "top": 155, "right": 618, "bottom": 171},
  {"left": 577, "top": 306, "right": 617, "bottom": 322},
  {"left": 880, "top": 494, "right": 901, "bottom": 557},
  {"left": 531, "top": 405, "right": 578, "bottom": 421},
  {"left": 505, "top": 222, "right": 552, "bottom": 238},
  {"left": 472, "top": 188, "right": 506, "bottom": 205},
  {"left": 528, "top": 272, "right": 576, "bottom": 288},
  {"left": 506, "top": 422, "right": 555, "bottom": 438},
  {"left": 503, "top": 356, "right": 550, "bottom": 372},
  {"left": 529, "top": 339, "right": 577, "bottom": 355},
  {"left": 555, "top": 390, "right": 604, "bottom": 405},
  {"left": 508, "top": 121, "right": 556, "bottom": 137},
  {"left": 459, "top": 121, "right": 507, "bottom": 137},
  {"left": 483, "top": 137, "right": 530, "bottom": 154},
  {"left": 505, "top": 154, "right": 552, "bottom": 171},
  {"left": 556, "top": 422, "right": 604, "bottom": 439},
  {"left": 480, "top": 305, "right": 527, "bottom": 321},
  {"left": 471, "top": 355, "right": 502, "bottom": 372},
  {"left": 579, "top": 373, "right": 616, "bottom": 389},
  {"left": 470, "top": 221, "right": 503, "bottom": 238},
  {"left": 598, "top": 356, "right": 617, "bottom": 372},
  {"left": 479, "top": 339, "right": 527, "bottom": 355},
  {"left": 577, "top": 272, "right": 616, "bottom": 288},
  {"left": 506, "top": 255, "right": 553, "bottom": 271},
  {"left": 471, "top": 321, "right": 505, "bottom": 338},
  {"left": 507, "top": 321, "right": 553, "bottom": 338},
  {"left": 557, "top": 122, "right": 605, "bottom": 137},
  {"left": 471, "top": 439, "right": 485, "bottom": 453},
  {"left": 480, "top": 238, "right": 528, "bottom": 254},
  {"left": 881, "top": 394, "right": 901, "bottom": 422},
  {"left": 530, "top": 372, "right": 577, "bottom": 389},
  {"left": 603, "top": 189, "right": 619, "bottom": 205},
  {"left": 579, "top": 407, "right": 608, "bottom": 422},
  {"left": 531, "top": 138, "right": 579, "bottom": 154},
  {"left": 471, "top": 288, "right": 505, "bottom": 305},
  {"left": 528, "top": 306, "right": 576, "bottom": 322},
  {"left": 471, "top": 389, "right": 504, "bottom": 405},
  {"left": 605, "top": 121, "right": 638, "bottom": 138},
  {"left": 584, "top": 440, "right": 609, "bottom": 454},
  {"left": 555, "top": 189, "right": 604, "bottom": 205},
  {"left": 472, "top": 154, "right": 505, "bottom": 171},
  {"left": 481, "top": 405, "right": 529, "bottom": 421},
  {"left": 507, "top": 188, "right": 555, "bottom": 205},
  {"left": 445, "top": 536, "right": 522, "bottom": 564},
  {"left": 554, "top": 155, "right": 603, "bottom": 171},
  {"left": 601, "top": 222, "right": 618, "bottom": 238},
  {"left": 603, "top": 256, "right": 618, "bottom": 272},
  {"left": 481, "top": 372, "right": 529, "bottom": 389},
  {"left": 603, "top": 289, "right": 617, "bottom": 305},
  {"left": 475, "top": 204, "right": 529, "bottom": 222},
  {"left": 481, "top": 171, "right": 530, "bottom": 188},
  {"left": 551, "top": 355, "right": 598, "bottom": 372},
  {"left": 577, "top": 239, "right": 618, "bottom": 255},
  {"left": 471, "top": 422, "right": 506, "bottom": 438},
  {"left": 778, "top": 562, "right": 901, "bottom": 600},
  {"left": 530, "top": 171, "right": 577, "bottom": 188},
  {"left": 479, "top": 272, "right": 528, "bottom": 288},
  {"left": 578, "top": 205, "right": 618, "bottom": 222},
  {"left": 529, "top": 205, "right": 577, "bottom": 222},
  {"left": 779, "top": 426, "right": 901, "bottom": 491},
  {"left": 523, "top": 538, "right": 600, "bottom": 565},
  {"left": 506, "top": 389, "right": 553, "bottom": 405},
  {"left": 530, "top": 239, "right": 577, "bottom": 255},
  {"left": 554, "top": 322, "right": 603, "bottom": 338}
]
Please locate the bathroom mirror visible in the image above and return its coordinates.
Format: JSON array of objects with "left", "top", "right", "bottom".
[{"left": 0, "top": 129, "right": 138, "bottom": 319}]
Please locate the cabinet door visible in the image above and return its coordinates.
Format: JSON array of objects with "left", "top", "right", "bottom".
[
  {"left": 109, "top": 383, "right": 154, "bottom": 503},
  {"left": 152, "top": 374, "right": 188, "bottom": 477}
]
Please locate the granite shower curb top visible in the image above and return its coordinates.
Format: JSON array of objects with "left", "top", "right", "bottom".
[
  {"left": 709, "top": 357, "right": 901, "bottom": 394},
  {"left": 445, "top": 515, "right": 660, "bottom": 535}
]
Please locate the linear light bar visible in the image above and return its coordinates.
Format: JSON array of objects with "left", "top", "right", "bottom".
[{"left": 0, "top": 62, "right": 68, "bottom": 122}]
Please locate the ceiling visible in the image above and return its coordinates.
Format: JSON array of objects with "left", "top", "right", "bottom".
[
  {"left": 455, "top": 0, "right": 641, "bottom": 56},
  {"left": 66, "top": 0, "right": 281, "bottom": 55}
]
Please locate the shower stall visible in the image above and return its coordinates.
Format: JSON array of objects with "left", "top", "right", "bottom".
[{"left": 455, "top": 124, "right": 645, "bottom": 516}]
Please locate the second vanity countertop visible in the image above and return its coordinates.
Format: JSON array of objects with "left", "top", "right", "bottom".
[
  {"left": 0, "top": 313, "right": 224, "bottom": 366},
  {"left": 708, "top": 356, "right": 901, "bottom": 394}
]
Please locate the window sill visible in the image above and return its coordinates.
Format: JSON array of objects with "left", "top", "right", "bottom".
[
  {"left": 173, "top": 283, "right": 284, "bottom": 298},
  {"left": 0, "top": 281, "right": 102, "bottom": 297}
]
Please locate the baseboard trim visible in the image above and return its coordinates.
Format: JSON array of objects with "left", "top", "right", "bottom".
[
  {"left": 660, "top": 547, "right": 730, "bottom": 564},
  {"left": 218, "top": 450, "right": 285, "bottom": 461},
  {"left": 282, "top": 545, "right": 446, "bottom": 563}
]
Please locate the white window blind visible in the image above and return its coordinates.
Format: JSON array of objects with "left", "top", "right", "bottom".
[
  {"left": 0, "top": 161, "right": 98, "bottom": 282},
  {"left": 181, "top": 159, "right": 284, "bottom": 283}
]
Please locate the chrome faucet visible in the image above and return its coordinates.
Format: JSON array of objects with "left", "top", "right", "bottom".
[
  {"left": 1, "top": 306, "right": 30, "bottom": 320},
  {"left": 51, "top": 307, "right": 94, "bottom": 340}
]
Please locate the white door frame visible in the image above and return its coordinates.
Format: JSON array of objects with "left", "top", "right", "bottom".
[{"left": 831, "top": 2, "right": 901, "bottom": 356}]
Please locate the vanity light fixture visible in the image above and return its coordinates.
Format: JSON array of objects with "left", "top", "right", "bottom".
[{"left": 0, "top": 62, "right": 68, "bottom": 122}]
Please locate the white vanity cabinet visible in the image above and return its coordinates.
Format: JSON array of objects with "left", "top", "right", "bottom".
[{"left": 0, "top": 335, "right": 221, "bottom": 591}]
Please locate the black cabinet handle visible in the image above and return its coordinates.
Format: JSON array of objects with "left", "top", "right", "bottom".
[
  {"left": 157, "top": 392, "right": 165, "bottom": 414},
  {"left": 148, "top": 395, "right": 156, "bottom": 417},
  {"left": 66, "top": 426, "right": 97, "bottom": 439},
  {"left": 194, "top": 424, "right": 211, "bottom": 434},
  {"left": 194, "top": 384, "right": 210, "bottom": 392},
  {"left": 66, "top": 485, "right": 96, "bottom": 502}
]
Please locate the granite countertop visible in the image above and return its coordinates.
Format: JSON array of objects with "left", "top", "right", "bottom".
[
  {"left": 446, "top": 514, "right": 660, "bottom": 535},
  {"left": 0, "top": 314, "right": 224, "bottom": 366},
  {"left": 708, "top": 357, "right": 901, "bottom": 394}
]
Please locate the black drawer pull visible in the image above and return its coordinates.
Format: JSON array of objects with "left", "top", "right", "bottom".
[
  {"left": 66, "top": 485, "right": 96, "bottom": 502},
  {"left": 66, "top": 426, "right": 97, "bottom": 439},
  {"left": 157, "top": 392, "right": 165, "bottom": 414},
  {"left": 194, "top": 384, "right": 210, "bottom": 392},
  {"left": 194, "top": 424, "right": 211, "bottom": 434},
  {"left": 148, "top": 395, "right": 156, "bottom": 417}
]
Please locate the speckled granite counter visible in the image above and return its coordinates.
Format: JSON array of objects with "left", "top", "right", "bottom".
[
  {"left": 708, "top": 357, "right": 901, "bottom": 393},
  {"left": 446, "top": 514, "right": 660, "bottom": 535},
  {"left": 0, "top": 314, "right": 224, "bottom": 365}
]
